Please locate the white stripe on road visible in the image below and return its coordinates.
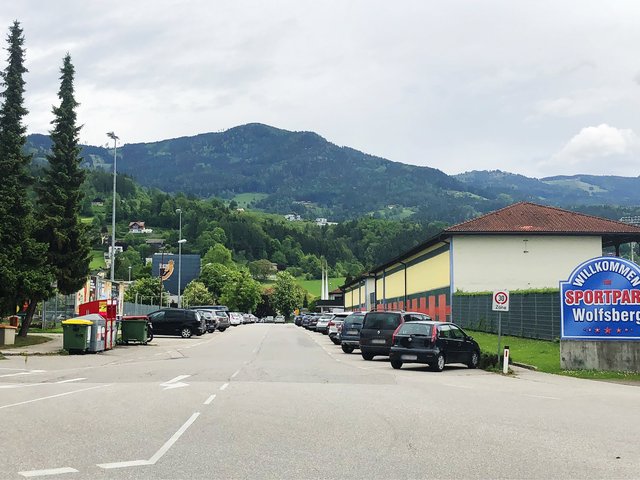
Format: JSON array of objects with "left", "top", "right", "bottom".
[
  {"left": 231, "top": 369, "right": 239, "bottom": 378},
  {"left": 148, "top": 412, "right": 200, "bottom": 464},
  {"left": 97, "top": 459, "right": 151, "bottom": 469},
  {"left": 220, "top": 383, "right": 229, "bottom": 391},
  {"left": 522, "top": 394, "right": 561, "bottom": 400},
  {"left": 55, "top": 378, "right": 86, "bottom": 384},
  {"left": 162, "top": 375, "right": 191, "bottom": 385},
  {"left": 204, "top": 394, "right": 216, "bottom": 405},
  {"left": 0, "top": 384, "right": 112, "bottom": 410},
  {"left": 0, "top": 372, "right": 31, "bottom": 378},
  {"left": 443, "top": 384, "right": 473, "bottom": 389},
  {"left": 98, "top": 412, "right": 201, "bottom": 469},
  {"left": 18, "top": 467, "right": 78, "bottom": 477}
]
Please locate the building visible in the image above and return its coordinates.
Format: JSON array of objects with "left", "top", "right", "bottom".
[
  {"left": 343, "top": 202, "right": 640, "bottom": 323},
  {"left": 128, "top": 221, "right": 153, "bottom": 234}
]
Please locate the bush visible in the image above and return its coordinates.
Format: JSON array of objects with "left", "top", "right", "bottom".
[{"left": 479, "top": 350, "right": 514, "bottom": 370}]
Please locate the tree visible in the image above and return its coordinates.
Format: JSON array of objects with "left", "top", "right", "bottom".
[
  {"left": 271, "top": 272, "right": 304, "bottom": 320},
  {"left": 220, "top": 270, "right": 262, "bottom": 313},
  {"left": 199, "top": 263, "right": 237, "bottom": 301},
  {"left": 124, "top": 276, "right": 168, "bottom": 306},
  {"left": 0, "top": 22, "right": 54, "bottom": 334},
  {"left": 203, "top": 243, "right": 233, "bottom": 266},
  {"left": 248, "top": 259, "right": 274, "bottom": 281},
  {"left": 36, "top": 54, "right": 91, "bottom": 294},
  {"left": 181, "top": 280, "right": 214, "bottom": 307}
]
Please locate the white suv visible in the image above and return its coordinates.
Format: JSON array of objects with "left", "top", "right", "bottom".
[
  {"left": 274, "top": 315, "right": 285, "bottom": 324},
  {"left": 229, "top": 312, "right": 243, "bottom": 326}
]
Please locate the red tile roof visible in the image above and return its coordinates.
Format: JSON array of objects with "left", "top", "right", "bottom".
[{"left": 445, "top": 202, "right": 640, "bottom": 234}]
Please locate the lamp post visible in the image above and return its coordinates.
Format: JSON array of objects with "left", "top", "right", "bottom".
[
  {"left": 106, "top": 132, "right": 119, "bottom": 284},
  {"left": 178, "top": 239, "right": 187, "bottom": 308},
  {"left": 128, "top": 265, "right": 132, "bottom": 282}
]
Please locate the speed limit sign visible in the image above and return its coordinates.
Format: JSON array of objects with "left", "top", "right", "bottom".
[{"left": 492, "top": 290, "right": 510, "bottom": 312}]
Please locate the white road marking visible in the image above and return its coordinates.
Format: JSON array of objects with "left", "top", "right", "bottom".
[
  {"left": 204, "top": 394, "right": 216, "bottom": 405},
  {"left": 0, "top": 372, "right": 31, "bottom": 378},
  {"left": 522, "top": 394, "right": 561, "bottom": 400},
  {"left": 220, "top": 383, "right": 229, "bottom": 391},
  {"left": 160, "top": 375, "right": 191, "bottom": 390},
  {"left": 98, "top": 412, "right": 201, "bottom": 469},
  {"left": 97, "top": 459, "right": 151, "bottom": 469},
  {"left": 231, "top": 370, "right": 239, "bottom": 378},
  {"left": 148, "top": 412, "right": 200, "bottom": 464},
  {"left": 0, "top": 384, "right": 112, "bottom": 410},
  {"left": 18, "top": 467, "right": 78, "bottom": 477},
  {"left": 55, "top": 378, "right": 86, "bottom": 384},
  {"left": 443, "top": 384, "right": 473, "bottom": 389}
]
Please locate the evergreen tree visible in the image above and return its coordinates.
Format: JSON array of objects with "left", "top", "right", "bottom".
[
  {"left": 36, "top": 54, "right": 91, "bottom": 294},
  {"left": 0, "top": 22, "right": 54, "bottom": 331}
]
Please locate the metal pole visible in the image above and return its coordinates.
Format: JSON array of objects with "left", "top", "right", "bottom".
[
  {"left": 497, "top": 312, "right": 502, "bottom": 368},
  {"left": 177, "top": 208, "right": 182, "bottom": 308},
  {"left": 107, "top": 133, "right": 119, "bottom": 283}
]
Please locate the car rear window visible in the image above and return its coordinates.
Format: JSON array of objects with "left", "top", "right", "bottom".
[
  {"left": 399, "top": 323, "right": 432, "bottom": 336},
  {"left": 363, "top": 312, "right": 401, "bottom": 330},
  {"left": 343, "top": 314, "right": 364, "bottom": 327}
]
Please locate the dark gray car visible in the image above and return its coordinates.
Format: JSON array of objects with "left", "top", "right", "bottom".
[
  {"left": 190, "top": 306, "right": 230, "bottom": 332},
  {"left": 340, "top": 312, "right": 366, "bottom": 353},
  {"left": 359, "top": 311, "right": 431, "bottom": 360}
]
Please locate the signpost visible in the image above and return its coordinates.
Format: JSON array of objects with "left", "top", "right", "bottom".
[{"left": 492, "top": 290, "right": 510, "bottom": 368}]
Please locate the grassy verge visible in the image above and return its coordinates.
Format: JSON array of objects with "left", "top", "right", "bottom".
[
  {"left": 1, "top": 334, "right": 52, "bottom": 349},
  {"left": 467, "top": 329, "right": 640, "bottom": 382},
  {"left": 90, "top": 249, "right": 106, "bottom": 270},
  {"left": 29, "top": 327, "right": 63, "bottom": 334}
]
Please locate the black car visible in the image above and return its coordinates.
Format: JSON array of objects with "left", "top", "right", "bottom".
[
  {"left": 389, "top": 321, "right": 480, "bottom": 372},
  {"left": 147, "top": 308, "right": 205, "bottom": 338},
  {"left": 359, "top": 311, "right": 431, "bottom": 360},
  {"left": 340, "top": 312, "right": 366, "bottom": 353}
]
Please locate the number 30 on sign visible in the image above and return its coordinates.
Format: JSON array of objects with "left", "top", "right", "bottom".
[{"left": 492, "top": 290, "right": 510, "bottom": 312}]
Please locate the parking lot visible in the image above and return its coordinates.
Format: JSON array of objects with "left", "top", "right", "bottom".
[{"left": 1, "top": 323, "right": 639, "bottom": 479}]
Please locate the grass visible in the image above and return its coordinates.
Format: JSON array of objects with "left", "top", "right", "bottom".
[
  {"left": 0, "top": 334, "right": 52, "bottom": 349},
  {"left": 232, "top": 193, "right": 269, "bottom": 208},
  {"left": 296, "top": 277, "right": 345, "bottom": 297},
  {"left": 468, "top": 329, "right": 640, "bottom": 382},
  {"left": 29, "top": 327, "right": 63, "bottom": 334},
  {"left": 90, "top": 249, "right": 106, "bottom": 270}
]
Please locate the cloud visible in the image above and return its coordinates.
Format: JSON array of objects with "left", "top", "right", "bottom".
[
  {"left": 545, "top": 124, "right": 640, "bottom": 175},
  {"left": 533, "top": 89, "right": 623, "bottom": 118}
]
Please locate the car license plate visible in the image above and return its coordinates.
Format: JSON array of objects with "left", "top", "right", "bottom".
[
  {"left": 347, "top": 330, "right": 358, "bottom": 335},
  {"left": 371, "top": 339, "right": 386, "bottom": 344},
  {"left": 401, "top": 354, "right": 418, "bottom": 361}
]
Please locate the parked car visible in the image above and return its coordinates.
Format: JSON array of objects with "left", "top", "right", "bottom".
[
  {"left": 389, "top": 321, "right": 480, "bottom": 371},
  {"left": 229, "top": 312, "right": 243, "bottom": 326},
  {"left": 190, "top": 305, "right": 230, "bottom": 332},
  {"left": 306, "top": 314, "right": 320, "bottom": 330},
  {"left": 328, "top": 312, "right": 350, "bottom": 344},
  {"left": 196, "top": 309, "right": 218, "bottom": 333},
  {"left": 274, "top": 315, "right": 285, "bottom": 323},
  {"left": 265, "top": 315, "right": 275, "bottom": 323},
  {"left": 315, "top": 314, "right": 334, "bottom": 333},
  {"left": 359, "top": 311, "right": 431, "bottom": 360},
  {"left": 147, "top": 308, "right": 205, "bottom": 338},
  {"left": 340, "top": 312, "right": 366, "bottom": 353}
]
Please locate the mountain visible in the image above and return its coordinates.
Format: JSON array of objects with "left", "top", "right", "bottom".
[{"left": 25, "top": 124, "right": 640, "bottom": 223}]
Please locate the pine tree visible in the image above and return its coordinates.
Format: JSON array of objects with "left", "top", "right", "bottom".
[
  {"left": 0, "top": 22, "right": 54, "bottom": 333},
  {"left": 36, "top": 54, "right": 90, "bottom": 295}
]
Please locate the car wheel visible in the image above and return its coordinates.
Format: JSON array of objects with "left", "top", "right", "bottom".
[
  {"left": 207, "top": 328, "right": 215, "bottom": 333},
  {"left": 146, "top": 329, "right": 153, "bottom": 343},
  {"left": 362, "top": 352, "right": 374, "bottom": 361},
  {"left": 391, "top": 359, "right": 402, "bottom": 370},
  {"left": 342, "top": 345, "right": 354, "bottom": 354},
  {"left": 218, "top": 328, "right": 226, "bottom": 332},
  {"left": 430, "top": 353, "right": 445, "bottom": 372},
  {"left": 180, "top": 327, "right": 193, "bottom": 338},
  {"left": 467, "top": 350, "right": 480, "bottom": 369}
]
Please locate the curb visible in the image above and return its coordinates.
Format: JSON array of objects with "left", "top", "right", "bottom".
[{"left": 512, "top": 361, "right": 538, "bottom": 371}]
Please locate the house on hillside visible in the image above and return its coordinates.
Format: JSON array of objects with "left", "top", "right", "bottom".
[
  {"left": 343, "top": 202, "right": 640, "bottom": 331},
  {"left": 91, "top": 197, "right": 104, "bottom": 207},
  {"left": 128, "top": 221, "right": 153, "bottom": 234}
]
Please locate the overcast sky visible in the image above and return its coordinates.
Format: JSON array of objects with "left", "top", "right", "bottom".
[{"left": 2, "top": 1, "right": 640, "bottom": 178}]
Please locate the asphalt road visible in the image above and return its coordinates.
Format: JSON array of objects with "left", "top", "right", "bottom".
[{"left": 1, "top": 323, "right": 638, "bottom": 479}]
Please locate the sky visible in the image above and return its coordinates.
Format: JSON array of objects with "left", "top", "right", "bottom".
[{"left": 1, "top": 0, "right": 640, "bottom": 178}]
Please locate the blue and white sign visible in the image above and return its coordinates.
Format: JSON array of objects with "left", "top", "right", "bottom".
[{"left": 561, "top": 256, "right": 640, "bottom": 340}]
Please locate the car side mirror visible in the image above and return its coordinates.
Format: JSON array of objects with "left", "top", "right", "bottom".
[{"left": 467, "top": 336, "right": 473, "bottom": 341}]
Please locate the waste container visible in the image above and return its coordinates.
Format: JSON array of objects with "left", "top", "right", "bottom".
[
  {"left": 61, "top": 319, "right": 93, "bottom": 353},
  {"left": 120, "top": 316, "right": 149, "bottom": 344},
  {"left": 89, "top": 316, "right": 106, "bottom": 353}
]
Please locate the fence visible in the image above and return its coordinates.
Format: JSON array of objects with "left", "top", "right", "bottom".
[
  {"left": 122, "top": 301, "right": 158, "bottom": 316},
  {"left": 452, "top": 292, "right": 560, "bottom": 341}
]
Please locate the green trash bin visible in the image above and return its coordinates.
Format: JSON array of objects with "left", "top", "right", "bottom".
[
  {"left": 120, "top": 317, "right": 149, "bottom": 344},
  {"left": 61, "top": 319, "right": 93, "bottom": 354}
]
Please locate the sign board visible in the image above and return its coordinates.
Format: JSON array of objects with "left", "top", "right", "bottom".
[
  {"left": 492, "top": 290, "right": 510, "bottom": 312},
  {"left": 560, "top": 256, "right": 640, "bottom": 340},
  {"left": 152, "top": 254, "right": 201, "bottom": 295}
]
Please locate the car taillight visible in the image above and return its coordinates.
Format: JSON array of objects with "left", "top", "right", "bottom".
[
  {"left": 328, "top": 321, "right": 334, "bottom": 327},
  {"left": 392, "top": 325, "right": 402, "bottom": 345},
  {"left": 431, "top": 326, "right": 438, "bottom": 344}
]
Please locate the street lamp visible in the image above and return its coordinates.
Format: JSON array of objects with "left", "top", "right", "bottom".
[
  {"left": 178, "top": 238, "right": 187, "bottom": 308},
  {"left": 106, "top": 131, "right": 119, "bottom": 284},
  {"left": 128, "top": 265, "right": 132, "bottom": 282}
]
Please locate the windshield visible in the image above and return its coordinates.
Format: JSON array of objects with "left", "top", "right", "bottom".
[
  {"left": 344, "top": 313, "right": 365, "bottom": 327},
  {"left": 399, "top": 323, "right": 432, "bottom": 336},
  {"left": 363, "top": 312, "right": 401, "bottom": 330}
]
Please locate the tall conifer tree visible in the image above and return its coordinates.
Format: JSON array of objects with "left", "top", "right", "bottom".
[
  {"left": 36, "top": 54, "right": 90, "bottom": 295},
  {"left": 0, "top": 22, "right": 53, "bottom": 333}
]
